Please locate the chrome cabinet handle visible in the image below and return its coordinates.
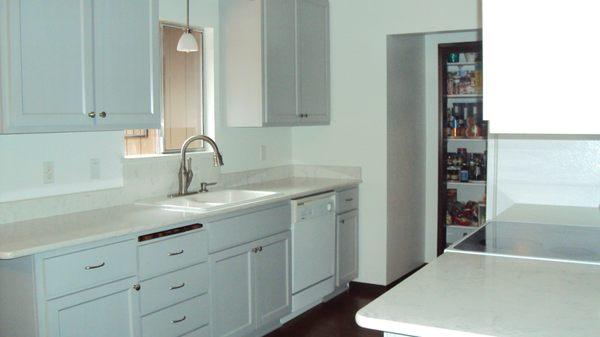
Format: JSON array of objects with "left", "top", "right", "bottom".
[
  {"left": 170, "top": 282, "right": 186, "bottom": 290},
  {"left": 99, "top": 111, "right": 107, "bottom": 118},
  {"left": 171, "top": 316, "right": 186, "bottom": 324},
  {"left": 133, "top": 284, "right": 141, "bottom": 291},
  {"left": 88, "top": 111, "right": 96, "bottom": 118},
  {"left": 84, "top": 262, "right": 105, "bottom": 270},
  {"left": 168, "top": 249, "right": 184, "bottom": 256}
]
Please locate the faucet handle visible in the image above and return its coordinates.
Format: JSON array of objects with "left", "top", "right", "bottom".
[{"left": 199, "top": 182, "right": 217, "bottom": 193}]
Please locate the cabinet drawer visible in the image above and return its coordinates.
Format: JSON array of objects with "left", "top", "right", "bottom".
[
  {"left": 43, "top": 240, "right": 136, "bottom": 299},
  {"left": 207, "top": 204, "right": 291, "bottom": 253},
  {"left": 142, "top": 294, "right": 209, "bottom": 337},
  {"left": 140, "top": 263, "right": 208, "bottom": 315},
  {"left": 139, "top": 230, "right": 207, "bottom": 279},
  {"left": 336, "top": 187, "right": 358, "bottom": 213}
]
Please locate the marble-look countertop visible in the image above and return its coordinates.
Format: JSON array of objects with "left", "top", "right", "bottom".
[
  {"left": 356, "top": 252, "right": 600, "bottom": 337},
  {"left": 0, "top": 177, "right": 360, "bottom": 259}
]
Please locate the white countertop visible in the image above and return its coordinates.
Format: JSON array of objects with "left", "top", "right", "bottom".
[
  {"left": 356, "top": 252, "right": 600, "bottom": 337},
  {"left": 0, "top": 177, "right": 359, "bottom": 259}
]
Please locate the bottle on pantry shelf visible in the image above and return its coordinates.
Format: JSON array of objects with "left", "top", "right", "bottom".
[{"left": 465, "top": 106, "right": 482, "bottom": 138}]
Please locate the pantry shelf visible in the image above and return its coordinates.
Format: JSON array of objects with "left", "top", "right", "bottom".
[
  {"left": 445, "top": 94, "right": 483, "bottom": 98},
  {"left": 447, "top": 181, "right": 486, "bottom": 187},
  {"left": 446, "top": 62, "right": 481, "bottom": 67}
]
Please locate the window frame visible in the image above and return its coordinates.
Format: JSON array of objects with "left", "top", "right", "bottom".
[{"left": 158, "top": 21, "right": 206, "bottom": 154}]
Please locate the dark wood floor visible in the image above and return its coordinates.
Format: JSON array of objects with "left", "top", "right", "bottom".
[
  {"left": 265, "top": 284, "right": 385, "bottom": 337},
  {"left": 266, "top": 265, "right": 425, "bottom": 337}
]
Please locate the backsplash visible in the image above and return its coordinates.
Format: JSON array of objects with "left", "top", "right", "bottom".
[
  {"left": 0, "top": 158, "right": 360, "bottom": 225},
  {"left": 493, "top": 136, "right": 600, "bottom": 214}
]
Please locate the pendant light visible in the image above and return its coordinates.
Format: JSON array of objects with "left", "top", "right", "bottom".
[{"left": 177, "top": 0, "right": 199, "bottom": 52}]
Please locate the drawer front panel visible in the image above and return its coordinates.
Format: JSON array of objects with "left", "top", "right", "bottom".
[
  {"left": 44, "top": 240, "right": 136, "bottom": 299},
  {"left": 139, "top": 230, "right": 207, "bottom": 279},
  {"left": 140, "top": 262, "right": 208, "bottom": 315},
  {"left": 142, "top": 294, "right": 209, "bottom": 337},
  {"left": 336, "top": 187, "right": 358, "bottom": 214},
  {"left": 207, "top": 204, "right": 291, "bottom": 253},
  {"left": 182, "top": 325, "right": 210, "bottom": 337}
]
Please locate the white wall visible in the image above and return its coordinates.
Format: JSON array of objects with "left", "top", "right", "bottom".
[
  {"left": 423, "top": 31, "right": 481, "bottom": 262},
  {"left": 386, "top": 35, "right": 426, "bottom": 283},
  {"left": 0, "top": 132, "right": 124, "bottom": 202},
  {"left": 291, "top": 0, "right": 481, "bottom": 285}
]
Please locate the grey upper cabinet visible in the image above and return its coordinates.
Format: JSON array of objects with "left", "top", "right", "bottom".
[
  {"left": 297, "top": 0, "right": 330, "bottom": 125},
  {"left": 0, "top": 0, "right": 160, "bottom": 134},
  {"left": 221, "top": 0, "right": 330, "bottom": 127},
  {"left": 263, "top": 0, "right": 298, "bottom": 126}
]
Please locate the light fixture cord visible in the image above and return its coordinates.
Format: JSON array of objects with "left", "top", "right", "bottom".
[{"left": 186, "top": 0, "right": 190, "bottom": 31}]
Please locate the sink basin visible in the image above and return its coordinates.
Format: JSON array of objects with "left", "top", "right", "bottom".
[{"left": 138, "top": 189, "right": 282, "bottom": 212}]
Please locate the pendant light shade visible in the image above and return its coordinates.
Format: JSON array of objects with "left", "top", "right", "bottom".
[
  {"left": 177, "top": 28, "right": 199, "bottom": 52},
  {"left": 177, "top": 0, "right": 198, "bottom": 53}
]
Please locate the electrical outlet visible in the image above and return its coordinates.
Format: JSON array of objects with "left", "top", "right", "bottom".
[
  {"left": 42, "top": 161, "right": 54, "bottom": 184},
  {"left": 260, "top": 145, "right": 267, "bottom": 161},
  {"left": 90, "top": 158, "right": 101, "bottom": 180}
]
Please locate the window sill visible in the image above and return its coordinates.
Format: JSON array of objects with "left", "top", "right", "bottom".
[{"left": 124, "top": 150, "right": 214, "bottom": 163}]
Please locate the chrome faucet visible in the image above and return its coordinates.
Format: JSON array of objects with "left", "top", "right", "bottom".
[{"left": 177, "top": 135, "right": 224, "bottom": 196}]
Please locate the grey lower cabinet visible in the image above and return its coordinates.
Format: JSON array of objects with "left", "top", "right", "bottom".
[
  {"left": 335, "top": 187, "right": 359, "bottom": 290},
  {"left": 336, "top": 210, "right": 359, "bottom": 287},
  {"left": 45, "top": 277, "right": 141, "bottom": 337},
  {"left": 209, "top": 231, "right": 291, "bottom": 337}
]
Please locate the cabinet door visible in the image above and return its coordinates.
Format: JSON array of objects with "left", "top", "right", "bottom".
[
  {"left": 0, "top": 0, "right": 94, "bottom": 133},
  {"left": 92, "top": 0, "right": 161, "bottom": 130},
  {"left": 45, "top": 277, "right": 141, "bottom": 337},
  {"left": 254, "top": 232, "right": 291, "bottom": 327},
  {"left": 483, "top": 0, "right": 599, "bottom": 134},
  {"left": 336, "top": 210, "right": 358, "bottom": 287},
  {"left": 296, "top": 0, "right": 330, "bottom": 125},
  {"left": 263, "top": 0, "right": 299, "bottom": 126},
  {"left": 209, "top": 242, "right": 255, "bottom": 337}
]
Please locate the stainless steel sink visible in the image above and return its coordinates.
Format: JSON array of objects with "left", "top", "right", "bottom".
[{"left": 138, "top": 189, "right": 282, "bottom": 212}]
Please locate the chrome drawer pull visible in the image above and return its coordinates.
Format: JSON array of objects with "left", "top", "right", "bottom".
[
  {"left": 345, "top": 198, "right": 354, "bottom": 202},
  {"left": 84, "top": 262, "right": 106, "bottom": 270},
  {"left": 171, "top": 316, "right": 186, "bottom": 324},
  {"left": 168, "top": 249, "right": 184, "bottom": 256},
  {"left": 169, "top": 282, "right": 186, "bottom": 290}
]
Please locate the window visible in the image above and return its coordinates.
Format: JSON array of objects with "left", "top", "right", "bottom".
[{"left": 125, "top": 23, "right": 204, "bottom": 155}]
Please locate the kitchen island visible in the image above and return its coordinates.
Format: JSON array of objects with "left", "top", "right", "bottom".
[{"left": 356, "top": 251, "right": 600, "bottom": 337}]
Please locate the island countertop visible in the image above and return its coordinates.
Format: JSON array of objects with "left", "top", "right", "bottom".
[{"left": 356, "top": 252, "right": 600, "bottom": 337}]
